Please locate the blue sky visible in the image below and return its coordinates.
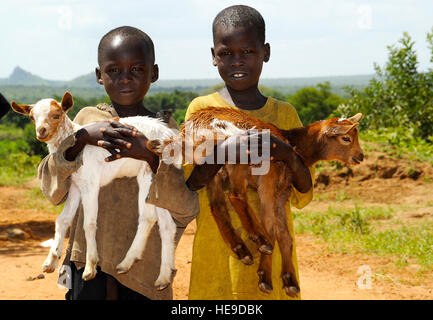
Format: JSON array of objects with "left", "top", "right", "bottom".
[{"left": 1, "top": 0, "right": 432, "bottom": 81}]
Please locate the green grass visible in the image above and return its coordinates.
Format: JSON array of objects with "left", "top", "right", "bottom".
[
  {"left": 293, "top": 205, "right": 433, "bottom": 268},
  {"left": 360, "top": 128, "right": 433, "bottom": 165},
  {"left": 0, "top": 125, "right": 42, "bottom": 186},
  {"left": 0, "top": 152, "right": 41, "bottom": 186},
  {"left": 0, "top": 124, "right": 24, "bottom": 140},
  {"left": 20, "top": 187, "right": 64, "bottom": 214},
  {"left": 335, "top": 190, "right": 352, "bottom": 202}
]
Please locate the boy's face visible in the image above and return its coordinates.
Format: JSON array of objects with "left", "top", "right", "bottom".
[
  {"left": 96, "top": 36, "right": 158, "bottom": 106},
  {"left": 212, "top": 25, "right": 270, "bottom": 91}
]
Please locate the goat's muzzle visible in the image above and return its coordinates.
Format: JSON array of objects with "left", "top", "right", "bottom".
[
  {"left": 351, "top": 153, "right": 364, "bottom": 165},
  {"left": 37, "top": 127, "right": 49, "bottom": 141}
]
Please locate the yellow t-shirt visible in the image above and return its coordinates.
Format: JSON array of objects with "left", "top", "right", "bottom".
[{"left": 185, "top": 92, "right": 314, "bottom": 300}]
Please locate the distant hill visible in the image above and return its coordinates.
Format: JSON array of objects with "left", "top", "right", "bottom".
[
  {"left": 0, "top": 66, "right": 374, "bottom": 89},
  {"left": 0, "top": 67, "right": 65, "bottom": 87},
  {"left": 0, "top": 66, "right": 374, "bottom": 103}
]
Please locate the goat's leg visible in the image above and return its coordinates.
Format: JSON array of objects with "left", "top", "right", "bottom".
[
  {"left": 154, "top": 207, "right": 177, "bottom": 290},
  {"left": 80, "top": 184, "right": 100, "bottom": 281},
  {"left": 116, "top": 166, "right": 157, "bottom": 274},
  {"left": 227, "top": 165, "right": 273, "bottom": 254},
  {"left": 275, "top": 189, "right": 300, "bottom": 297},
  {"left": 256, "top": 218, "right": 275, "bottom": 293},
  {"left": 257, "top": 253, "right": 274, "bottom": 293},
  {"left": 256, "top": 176, "right": 279, "bottom": 293},
  {"left": 42, "top": 184, "right": 81, "bottom": 273},
  {"left": 207, "top": 173, "right": 253, "bottom": 265}
]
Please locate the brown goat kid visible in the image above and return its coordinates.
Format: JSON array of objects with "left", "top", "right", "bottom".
[{"left": 149, "top": 106, "right": 364, "bottom": 297}]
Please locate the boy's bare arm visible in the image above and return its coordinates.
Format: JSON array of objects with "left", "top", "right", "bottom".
[
  {"left": 38, "top": 134, "right": 84, "bottom": 205},
  {"left": 186, "top": 132, "right": 312, "bottom": 193},
  {"left": 99, "top": 120, "right": 199, "bottom": 223},
  {"left": 95, "top": 121, "right": 159, "bottom": 173},
  {"left": 38, "top": 110, "right": 120, "bottom": 205}
]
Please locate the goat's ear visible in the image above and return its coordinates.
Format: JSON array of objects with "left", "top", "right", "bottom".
[
  {"left": 61, "top": 92, "right": 74, "bottom": 112},
  {"left": 324, "top": 123, "right": 358, "bottom": 137},
  {"left": 11, "top": 101, "right": 32, "bottom": 115},
  {"left": 348, "top": 113, "right": 362, "bottom": 123}
]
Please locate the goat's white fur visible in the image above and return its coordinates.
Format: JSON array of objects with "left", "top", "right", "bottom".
[{"left": 29, "top": 98, "right": 178, "bottom": 288}]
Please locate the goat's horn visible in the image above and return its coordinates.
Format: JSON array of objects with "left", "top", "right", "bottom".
[{"left": 348, "top": 113, "right": 362, "bottom": 123}]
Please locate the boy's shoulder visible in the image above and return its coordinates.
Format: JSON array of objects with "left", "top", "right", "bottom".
[
  {"left": 265, "top": 96, "right": 300, "bottom": 119},
  {"left": 189, "top": 92, "right": 220, "bottom": 107},
  {"left": 265, "top": 97, "right": 303, "bottom": 128},
  {"left": 73, "top": 103, "right": 114, "bottom": 125},
  {"left": 186, "top": 92, "right": 222, "bottom": 120},
  {"left": 269, "top": 97, "right": 297, "bottom": 112}
]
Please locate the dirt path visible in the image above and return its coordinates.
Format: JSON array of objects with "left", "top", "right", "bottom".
[{"left": 1, "top": 220, "right": 431, "bottom": 300}]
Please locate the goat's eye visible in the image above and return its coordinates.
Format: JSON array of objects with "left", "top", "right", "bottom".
[
  {"left": 342, "top": 137, "right": 351, "bottom": 142},
  {"left": 52, "top": 114, "right": 60, "bottom": 120}
]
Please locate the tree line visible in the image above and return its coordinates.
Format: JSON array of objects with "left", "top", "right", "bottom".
[{"left": 1, "top": 28, "right": 432, "bottom": 160}]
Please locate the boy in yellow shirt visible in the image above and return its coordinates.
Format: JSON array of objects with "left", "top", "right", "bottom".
[{"left": 185, "top": 5, "right": 314, "bottom": 300}]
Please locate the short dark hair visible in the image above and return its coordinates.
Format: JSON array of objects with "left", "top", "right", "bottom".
[
  {"left": 97, "top": 26, "right": 155, "bottom": 65},
  {"left": 212, "top": 5, "right": 266, "bottom": 43}
]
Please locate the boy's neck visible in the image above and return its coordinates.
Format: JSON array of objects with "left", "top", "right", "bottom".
[
  {"left": 219, "top": 86, "right": 267, "bottom": 110},
  {"left": 111, "top": 100, "right": 154, "bottom": 118}
]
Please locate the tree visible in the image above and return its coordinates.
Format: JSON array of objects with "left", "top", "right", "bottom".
[
  {"left": 287, "top": 82, "right": 344, "bottom": 124},
  {"left": 336, "top": 29, "right": 433, "bottom": 139},
  {"left": 143, "top": 90, "right": 198, "bottom": 113}
]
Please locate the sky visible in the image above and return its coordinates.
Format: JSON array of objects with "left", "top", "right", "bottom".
[{"left": 1, "top": 0, "right": 432, "bottom": 81}]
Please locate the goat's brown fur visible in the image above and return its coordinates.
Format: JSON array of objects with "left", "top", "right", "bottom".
[{"left": 149, "top": 106, "right": 364, "bottom": 297}]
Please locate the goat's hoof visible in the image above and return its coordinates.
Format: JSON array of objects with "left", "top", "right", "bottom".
[
  {"left": 42, "top": 264, "right": 55, "bottom": 273},
  {"left": 282, "top": 272, "right": 299, "bottom": 297},
  {"left": 258, "top": 282, "right": 273, "bottom": 294},
  {"left": 82, "top": 273, "right": 96, "bottom": 281},
  {"left": 116, "top": 265, "right": 130, "bottom": 274},
  {"left": 258, "top": 244, "right": 273, "bottom": 255},
  {"left": 82, "top": 267, "right": 97, "bottom": 281},
  {"left": 155, "top": 275, "right": 171, "bottom": 291},
  {"left": 233, "top": 244, "right": 253, "bottom": 265},
  {"left": 42, "top": 255, "right": 60, "bottom": 273},
  {"left": 250, "top": 234, "right": 273, "bottom": 254},
  {"left": 241, "top": 255, "right": 254, "bottom": 265},
  {"left": 257, "top": 269, "right": 273, "bottom": 293},
  {"left": 284, "top": 286, "right": 300, "bottom": 298},
  {"left": 155, "top": 282, "right": 170, "bottom": 291}
]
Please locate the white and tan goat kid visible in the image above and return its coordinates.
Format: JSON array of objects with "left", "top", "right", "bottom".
[{"left": 11, "top": 92, "right": 177, "bottom": 289}]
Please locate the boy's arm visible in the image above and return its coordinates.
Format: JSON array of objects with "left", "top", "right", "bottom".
[
  {"left": 146, "top": 162, "right": 199, "bottom": 227},
  {"left": 285, "top": 105, "right": 314, "bottom": 209},
  {"left": 37, "top": 108, "right": 92, "bottom": 205},
  {"left": 38, "top": 107, "right": 115, "bottom": 205},
  {"left": 38, "top": 134, "right": 84, "bottom": 205},
  {"left": 145, "top": 115, "right": 200, "bottom": 226}
]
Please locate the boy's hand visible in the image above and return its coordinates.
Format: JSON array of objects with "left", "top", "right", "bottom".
[
  {"left": 267, "top": 135, "right": 312, "bottom": 193},
  {"left": 65, "top": 120, "right": 122, "bottom": 161},
  {"left": 186, "top": 163, "right": 223, "bottom": 191},
  {"left": 188, "top": 130, "right": 312, "bottom": 193},
  {"left": 99, "top": 119, "right": 159, "bottom": 173}
]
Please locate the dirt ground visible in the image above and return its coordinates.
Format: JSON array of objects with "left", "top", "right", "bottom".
[{"left": 1, "top": 150, "right": 432, "bottom": 300}]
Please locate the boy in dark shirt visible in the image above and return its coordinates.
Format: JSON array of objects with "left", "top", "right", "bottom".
[{"left": 39, "top": 26, "right": 198, "bottom": 300}]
